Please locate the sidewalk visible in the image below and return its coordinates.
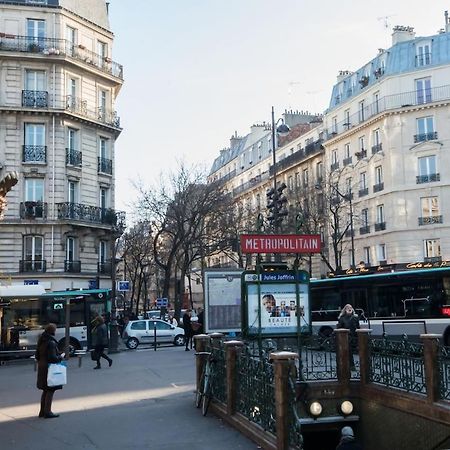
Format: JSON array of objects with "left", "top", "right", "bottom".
[{"left": 0, "top": 346, "right": 257, "bottom": 449}]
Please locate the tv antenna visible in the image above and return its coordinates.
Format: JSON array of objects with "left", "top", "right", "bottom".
[{"left": 377, "top": 15, "right": 396, "bottom": 30}]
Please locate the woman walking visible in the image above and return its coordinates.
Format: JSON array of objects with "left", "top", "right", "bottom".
[{"left": 35, "top": 323, "right": 63, "bottom": 418}]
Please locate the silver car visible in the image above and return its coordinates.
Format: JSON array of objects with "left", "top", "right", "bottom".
[{"left": 123, "top": 319, "right": 185, "bottom": 349}]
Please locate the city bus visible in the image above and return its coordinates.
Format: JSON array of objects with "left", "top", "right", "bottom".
[
  {"left": 0, "top": 287, "right": 111, "bottom": 356},
  {"left": 310, "top": 264, "right": 450, "bottom": 345}
]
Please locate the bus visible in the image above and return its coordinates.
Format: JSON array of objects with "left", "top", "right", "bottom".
[
  {"left": 0, "top": 287, "right": 111, "bottom": 356},
  {"left": 310, "top": 264, "right": 450, "bottom": 345}
]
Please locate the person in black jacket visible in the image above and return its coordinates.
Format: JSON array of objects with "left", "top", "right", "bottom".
[
  {"left": 92, "top": 316, "right": 112, "bottom": 369},
  {"left": 336, "top": 426, "right": 363, "bottom": 450},
  {"left": 183, "top": 309, "right": 193, "bottom": 351},
  {"left": 35, "top": 323, "right": 63, "bottom": 418},
  {"left": 337, "top": 304, "right": 360, "bottom": 369}
]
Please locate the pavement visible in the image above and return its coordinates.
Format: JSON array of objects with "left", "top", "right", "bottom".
[{"left": 0, "top": 345, "right": 258, "bottom": 450}]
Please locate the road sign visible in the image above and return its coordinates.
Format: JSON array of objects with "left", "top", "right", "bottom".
[
  {"left": 156, "top": 297, "right": 168, "bottom": 308},
  {"left": 117, "top": 281, "right": 130, "bottom": 292}
]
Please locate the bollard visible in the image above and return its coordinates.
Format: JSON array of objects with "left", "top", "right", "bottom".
[
  {"left": 153, "top": 321, "right": 157, "bottom": 351},
  {"left": 270, "top": 351, "right": 298, "bottom": 450},
  {"left": 209, "top": 332, "right": 224, "bottom": 350},
  {"left": 420, "top": 334, "right": 441, "bottom": 403},
  {"left": 334, "top": 328, "right": 351, "bottom": 384},
  {"left": 224, "top": 340, "right": 244, "bottom": 416},
  {"left": 194, "top": 334, "right": 210, "bottom": 393},
  {"left": 356, "top": 329, "right": 372, "bottom": 385}
]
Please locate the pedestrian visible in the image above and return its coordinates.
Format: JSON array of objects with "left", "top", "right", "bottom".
[
  {"left": 168, "top": 314, "right": 178, "bottom": 327},
  {"left": 336, "top": 426, "right": 363, "bottom": 450},
  {"left": 183, "top": 309, "right": 193, "bottom": 351},
  {"left": 92, "top": 316, "right": 113, "bottom": 369},
  {"left": 196, "top": 307, "right": 204, "bottom": 335},
  {"left": 337, "top": 304, "right": 360, "bottom": 369},
  {"left": 35, "top": 323, "right": 63, "bottom": 418}
]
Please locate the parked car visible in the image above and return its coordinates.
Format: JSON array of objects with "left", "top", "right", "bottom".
[{"left": 123, "top": 319, "right": 185, "bottom": 349}]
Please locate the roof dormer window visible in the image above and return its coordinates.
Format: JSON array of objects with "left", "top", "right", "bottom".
[{"left": 416, "top": 42, "right": 431, "bottom": 67}]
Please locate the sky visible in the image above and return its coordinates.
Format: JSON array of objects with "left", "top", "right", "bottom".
[{"left": 107, "top": 0, "right": 449, "bottom": 215}]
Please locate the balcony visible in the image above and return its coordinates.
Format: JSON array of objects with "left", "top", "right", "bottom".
[
  {"left": 416, "top": 173, "right": 440, "bottom": 184},
  {"left": 330, "top": 162, "right": 339, "bottom": 172},
  {"left": 22, "top": 90, "right": 48, "bottom": 108},
  {"left": 64, "top": 260, "right": 81, "bottom": 273},
  {"left": 358, "top": 187, "right": 369, "bottom": 197},
  {"left": 98, "top": 261, "right": 112, "bottom": 275},
  {"left": 19, "top": 259, "right": 46, "bottom": 273},
  {"left": 66, "top": 96, "right": 120, "bottom": 128},
  {"left": 66, "top": 148, "right": 82, "bottom": 167},
  {"left": 371, "top": 143, "right": 383, "bottom": 155},
  {"left": 418, "top": 215, "right": 443, "bottom": 226},
  {"left": 0, "top": 35, "right": 123, "bottom": 80},
  {"left": 98, "top": 157, "right": 112, "bottom": 175},
  {"left": 373, "top": 182, "right": 384, "bottom": 193},
  {"left": 356, "top": 150, "right": 367, "bottom": 160},
  {"left": 414, "top": 131, "right": 438, "bottom": 143},
  {"left": 374, "top": 222, "right": 386, "bottom": 231},
  {"left": 344, "top": 229, "right": 354, "bottom": 238},
  {"left": 343, "top": 156, "right": 352, "bottom": 166},
  {"left": 56, "top": 202, "right": 126, "bottom": 228},
  {"left": 233, "top": 172, "right": 270, "bottom": 196},
  {"left": 359, "top": 225, "right": 370, "bottom": 235},
  {"left": 20, "top": 201, "right": 47, "bottom": 219},
  {"left": 424, "top": 256, "right": 442, "bottom": 263},
  {"left": 23, "top": 145, "right": 46, "bottom": 163}
]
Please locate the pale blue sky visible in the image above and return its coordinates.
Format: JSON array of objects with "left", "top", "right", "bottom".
[{"left": 107, "top": 0, "right": 449, "bottom": 214}]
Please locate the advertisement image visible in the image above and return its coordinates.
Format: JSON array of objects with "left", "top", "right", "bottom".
[{"left": 247, "top": 283, "right": 310, "bottom": 335}]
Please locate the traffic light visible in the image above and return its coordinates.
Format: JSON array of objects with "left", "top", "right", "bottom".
[
  {"left": 266, "top": 187, "right": 276, "bottom": 225},
  {"left": 266, "top": 183, "right": 288, "bottom": 229},
  {"left": 276, "top": 182, "right": 288, "bottom": 222}
]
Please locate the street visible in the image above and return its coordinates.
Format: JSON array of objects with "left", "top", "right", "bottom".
[{"left": 0, "top": 346, "right": 257, "bottom": 450}]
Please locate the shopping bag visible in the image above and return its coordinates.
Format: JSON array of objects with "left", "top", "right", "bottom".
[
  {"left": 47, "top": 362, "right": 67, "bottom": 387},
  {"left": 90, "top": 349, "right": 99, "bottom": 361}
]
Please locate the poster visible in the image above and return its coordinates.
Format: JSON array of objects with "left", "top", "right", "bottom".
[{"left": 247, "top": 282, "right": 310, "bottom": 335}]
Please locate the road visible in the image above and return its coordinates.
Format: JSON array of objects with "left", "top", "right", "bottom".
[{"left": 0, "top": 345, "right": 257, "bottom": 450}]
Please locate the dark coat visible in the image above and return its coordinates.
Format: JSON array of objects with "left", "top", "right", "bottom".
[
  {"left": 92, "top": 323, "right": 108, "bottom": 346},
  {"left": 183, "top": 313, "right": 193, "bottom": 336},
  {"left": 197, "top": 311, "right": 204, "bottom": 334},
  {"left": 337, "top": 314, "right": 360, "bottom": 337},
  {"left": 35, "top": 331, "right": 63, "bottom": 391},
  {"left": 336, "top": 436, "right": 363, "bottom": 450}
]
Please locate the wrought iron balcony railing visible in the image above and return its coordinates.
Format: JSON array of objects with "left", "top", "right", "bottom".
[
  {"left": 356, "top": 149, "right": 367, "bottom": 160},
  {"left": 330, "top": 162, "right": 339, "bottom": 172},
  {"left": 344, "top": 229, "right": 354, "bottom": 237},
  {"left": 56, "top": 202, "right": 126, "bottom": 228},
  {"left": 65, "top": 96, "right": 120, "bottom": 128},
  {"left": 64, "top": 260, "right": 81, "bottom": 273},
  {"left": 19, "top": 259, "right": 46, "bottom": 273},
  {"left": 359, "top": 187, "right": 369, "bottom": 197},
  {"left": 416, "top": 173, "right": 440, "bottom": 184},
  {"left": 98, "top": 157, "right": 112, "bottom": 175},
  {"left": 66, "top": 148, "right": 82, "bottom": 167},
  {"left": 414, "top": 131, "right": 438, "bottom": 143},
  {"left": 98, "top": 261, "right": 112, "bottom": 275},
  {"left": 22, "top": 145, "right": 46, "bottom": 163},
  {"left": 20, "top": 201, "right": 47, "bottom": 219},
  {"left": 371, "top": 143, "right": 383, "bottom": 154},
  {"left": 343, "top": 156, "right": 352, "bottom": 166},
  {"left": 0, "top": 35, "right": 123, "bottom": 80},
  {"left": 418, "top": 215, "right": 443, "bottom": 226},
  {"left": 375, "top": 222, "right": 386, "bottom": 231},
  {"left": 22, "top": 90, "right": 48, "bottom": 108},
  {"left": 359, "top": 225, "right": 371, "bottom": 235},
  {"left": 373, "top": 182, "right": 384, "bottom": 193}
]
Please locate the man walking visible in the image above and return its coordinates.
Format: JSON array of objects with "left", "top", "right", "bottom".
[{"left": 92, "top": 316, "right": 113, "bottom": 369}]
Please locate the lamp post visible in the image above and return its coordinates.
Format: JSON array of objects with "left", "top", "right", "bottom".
[
  {"left": 334, "top": 185, "right": 355, "bottom": 269},
  {"left": 269, "top": 106, "right": 290, "bottom": 232}
]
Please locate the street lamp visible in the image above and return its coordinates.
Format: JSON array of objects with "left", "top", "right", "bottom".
[
  {"left": 333, "top": 185, "right": 355, "bottom": 269},
  {"left": 268, "top": 106, "right": 290, "bottom": 232}
]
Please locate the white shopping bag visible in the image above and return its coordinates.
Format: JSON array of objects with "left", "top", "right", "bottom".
[{"left": 47, "top": 362, "right": 67, "bottom": 387}]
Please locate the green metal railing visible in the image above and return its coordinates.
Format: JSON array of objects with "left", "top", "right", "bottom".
[
  {"left": 369, "top": 337, "right": 426, "bottom": 394},
  {"left": 236, "top": 346, "right": 276, "bottom": 434}
]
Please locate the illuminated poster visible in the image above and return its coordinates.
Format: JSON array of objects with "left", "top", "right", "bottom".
[{"left": 247, "top": 283, "right": 310, "bottom": 335}]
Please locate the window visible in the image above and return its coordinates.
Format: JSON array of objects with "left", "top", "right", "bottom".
[
  {"left": 99, "top": 240, "right": 107, "bottom": 263},
  {"left": 415, "top": 116, "right": 435, "bottom": 142},
  {"left": 416, "top": 78, "right": 432, "bottom": 104},
  {"left": 68, "top": 181, "right": 78, "bottom": 203},
  {"left": 345, "top": 177, "right": 352, "bottom": 195},
  {"left": 25, "top": 178, "right": 44, "bottom": 202},
  {"left": 288, "top": 175, "right": 294, "bottom": 191},
  {"left": 359, "top": 172, "right": 367, "bottom": 190},
  {"left": 240, "top": 153, "right": 245, "bottom": 168},
  {"left": 358, "top": 136, "right": 365, "bottom": 151},
  {"left": 23, "top": 235, "right": 43, "bottom": 264},
  {"left": 66, "top": 26, "right": 76, "bottom": 55},
  {"left": 344, "top": 109, "right": 350, "bottom": 127},
  {"left": 358, "top": 100, "right": 365, "bottom": 122},
  {"left": 98, "top": 41, "right": 107, "bottom": 66},
  {"left": 418, "top": 155, "right": 436, "bottom": 177},
  {"left": 424, "top": 239, "right": 441, "bottom": 258},
  {"left": 302, "top": 169, "right": 309, "bottom": 187},
  {"left": 361, "top": 208, "right": 369, "bottom": 227},
  {"left": 363, "top": 247, "right": 371, "bottom": 265},
  {"left": 421, "top": 196, "right": 439, "bottom": 218},
  {"left": 99, "top": 138, "right": 108, "bottom": 159},
  {"left": 375, "top": 166, "right": 383, "bottom": 184},
  {"left": 66, "top": 237, "right": 76, "bottom": 262},
  {"left": 416, "top": 43, "right": 431, "bottom": 66},
  {"left": 332, "top": 116, "right": 337, "bottom": 133},
  {"left": 249, "top": 148, "right": 253, "bottom": 164},
  {"left": 25, "top": 70, "right": 46, "bottom": 107},
  {"left": 344, "top": 143, "right": 351, "bottom": 159},
  {"left": 130, "top": 321, "right": 146, "bottom": 331},
  {"left": 377, "top": 244, "right": 386, "bottom": 263},
  {"left": 295, "top": 172, "right": 300, "bottom": 187},
  {"left": 332, "top": 149, "right": 338, "bottom": 164},
  {"left": 98, "top": 90, "right": 107, "bottom": 120},
  {"left": 376, "top": 204, "right": 384, "bottom": 223},
  {"left": 373, "top": 129, "right": 380, "bottom": 145},
  {"left": 373, "top": 92, "right": 380, "bottom": 114},
  {"left": 316, "top": 162, "right": 323, "bottom": 182},
  {"left": 27, "top": 19, "right": 45, "bottom": 42},
  {"left": 258, "top": 142, "right": 262, "bottom": 159},
  {"left": 25, "top": 123, "right": 45, "bottom": 146},
  {"left": 100, "top": 187, "right": 108, "bottom": 209},
  {"left": 68, "top": 128, "right": 78, "bottom": 151}
]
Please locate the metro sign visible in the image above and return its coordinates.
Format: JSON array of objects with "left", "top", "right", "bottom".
[{"left": 240, "top": 234, "right": 321, "bottom": 254}]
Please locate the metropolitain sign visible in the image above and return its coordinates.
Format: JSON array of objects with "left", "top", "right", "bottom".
[{"left": 240, "top": 234, "right": 321, "bottom": 254}]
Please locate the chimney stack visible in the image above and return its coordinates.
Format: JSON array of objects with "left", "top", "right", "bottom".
[{"left": 392, "top": 26, "right": 415, "bottom": 45}]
